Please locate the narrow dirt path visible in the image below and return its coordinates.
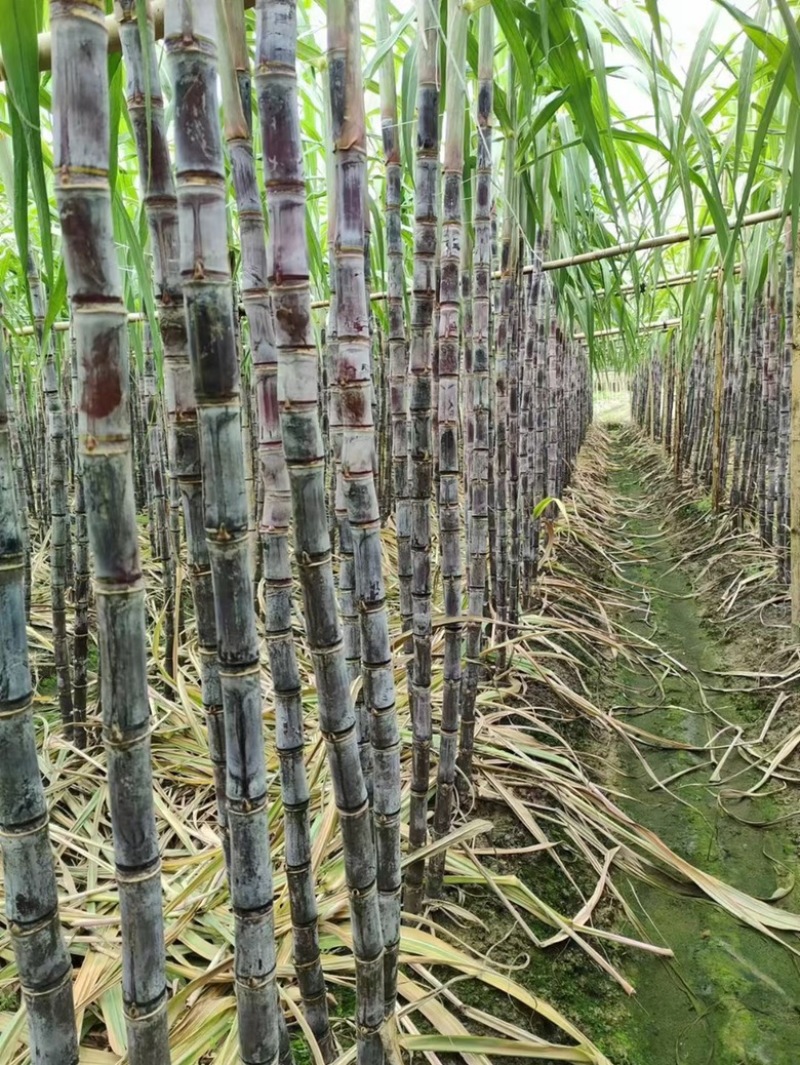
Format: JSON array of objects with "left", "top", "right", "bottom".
[{"left": 602, "top": 429, "right": 800, "bottom": 1065}]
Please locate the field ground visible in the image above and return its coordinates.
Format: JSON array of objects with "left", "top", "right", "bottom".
[
  {"left": 415, "top": 423, "right": 800, "bottom": 1064},
  {"left": 448, "top": 424, "right": 800, "bottom": 1064},
  {"left": 2, "top": 422, "right": 799, "bottom": 1065}
]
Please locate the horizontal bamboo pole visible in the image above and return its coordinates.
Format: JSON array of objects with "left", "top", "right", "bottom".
[
  {"left": 0, "top": 0, "right": 256, "bottom": 79},
  {"left": 11, "top": 314, "right": 147, "bottom": 338},
  {"left": 312, "top": 212, "right": 769, "bottom": 304},
  {"left": 9, "top": 263, "right": 746, "bottom": 334},
  {"left": 574, "top": 317, "right": 684, "bottom": 342},
  {"left": 13, "top": 308, "right": 685, "bottom": 350},
  {"left": 13, "top": 308, "right": 678, "bottom": 345},
  {"left": 537, "top": 207, "right": 783, "bottom": 273},
  {"left": 617, "top": 263, "right": 742, "bottom": 297}
]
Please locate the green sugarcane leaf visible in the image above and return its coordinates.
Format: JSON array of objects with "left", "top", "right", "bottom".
[
  {"left": 364, "top": 5, "right": 415, "bottom": 81},
  {"left": 108, "top": 53, "right": 124, "bottom": 201},
  {"left": 492, "top": 0, "right": 533, "bottom": 102},
  {"left": 644, "top": 0, "right": 662, "bottom": 49},
  {"left": 533, "top": 495, "right": 570, "bottom": 525},
  {"left": 713, "top": 0, "right": 794, "bottom": 97},
  {"left": 113, "top": 190, "right": 163, "bottom": 365},
  {"left": 41, "top": 259, "right": 66, "bottom": 357},
  {"left": 0, "top": 0, "right": 53, "bottom": 287},
  {"left": 7, "top": 106, "right": 30, "bottom": 319},
  {"left": 399, "top": 39, "right": 417, "bottom": 188}
]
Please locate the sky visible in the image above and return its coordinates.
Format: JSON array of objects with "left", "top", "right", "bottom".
[
  {"left": 607, "top": 0, "right": 749, "bottom": 230},
  {"left": 611, "top": 0, "right": 741, "bottom": 115},
  {"left": 668, "top": 0, "right": 737, "bottom": 61}
]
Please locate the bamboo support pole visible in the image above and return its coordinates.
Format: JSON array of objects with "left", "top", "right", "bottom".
[
  {"left": 12, "top": 313, "right": 148, "bottom": 337},
  {"left": 574, "top": 317, "right": 684, "bottom": 341},
  {"left": 24, "top": 308, "right": 681, "bottom": 345},
  {"left": 616, "top": 263, "right": 742, "bottom": 297},
  {"left": 17, "top": 209, "right": 775, "bottom": 339},
  {"left": 537, "top": 208, "right": 783, "bottom": 273}
]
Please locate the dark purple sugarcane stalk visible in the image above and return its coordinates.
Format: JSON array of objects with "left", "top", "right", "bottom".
[
  {"left": 405, "top": 0, "right": 440, "bottom": 914},
  {"left": 457, "top": 3, "right": 493, "bottom": 790},
  {"left": 427, "top": 0, "right": 468, "bottom": 899}
]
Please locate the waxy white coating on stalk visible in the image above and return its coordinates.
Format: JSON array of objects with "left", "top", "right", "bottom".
[
  {"left": 51, "top": 0, "right": 172, "bottom": 1058},
  {"left": 255, "top": 2, "right": 390, "bottom": 1062},
  {"left": 217, "top": 1, "right": 334, "bottom": 1055},
  {"left": 328, "top": 0, "right": 402, "bottom": 1027},
  {"left": 114, "top": 0, "right": 230, "bottom": 861},
  {"left": 165, "top": 3, "right": 287, "bottom": 1063},
  {"left": 458, "top": 3, "right": 494, "bottom": 788},
  {"left": 0, "top": 320, "right": 79, "bottom": 1065},
  {"left": 404, "top": 0, "right": 441, "bottom": 916}
]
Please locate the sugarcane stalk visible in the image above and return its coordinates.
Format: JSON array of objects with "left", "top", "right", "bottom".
[
  {"left": 507, "top": 242, "right": 523, "bottom": 625},
  {"left": 711, "top": 271, "right": 726, "bottom": 512},
  {"left": 427, "top": 0, "right": 468, "bottom": 900},
  {"left": 255, "top": 3, "right": 388, "bottom": 1062},
  {"left": 457, "top": 1, "right": 493, "bottom": 790},
  {"left": 52, "top": 2, "right": 172, "bottom": 1056},
  {"left": 2, "top": 354, "right": 33, "bottom": 617},
  {"left": 493, "top": 195, "right": 511, "bottom": 658},
  {"left": 142, "top": 330, "right": 175, "bottom": 675},
  {"left": 404, "top": 0, "right": 440, "bottom": 915},
  {"left": 791, "top": 222, "right": 800, "bottom": 634},
  {"left": 532, "top": 259, "right": 550, "bottom": 570},
  {"left": 217, "top": 2, "right": 335, "bottom": 1053},
  {"left": 328, "top": 0, "right": 402, "bottom": 1021},
  {"left": 115, "top": 0, "right": 229, "bottom": 861},
  {"left": 68, "top": 324, "right": 90, "bottom": 733},
  {"left": 0, "top": 315, "right": 79, "bottom": 1065},
  {"left": 778, "top": 227, "right": 793, "bottom": 581},
  {"left": 760, "top": 291, "right": 778, "bottom": 543},
  {"left": 325, "top": 34, "right": 370, "bottom": 808},
  {"left": 165, "top": 5, "right": 287, "bottom": 1061},
  {"left": 729, "top": 268, "right": 748, "bottom": 519},
  {"left": 377, "top": 0, "right": 411, "bottom": 649},
  {"left": 29, "top": 257, "right": 75, "bottom": 742}
]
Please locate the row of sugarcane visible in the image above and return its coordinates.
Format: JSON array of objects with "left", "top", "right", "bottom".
[
  {"left": 632, "top": 220, "right": 798, "bottom": 587},
  {"left": 0, "top": 1, "right": 592, "bottom": 1064}
]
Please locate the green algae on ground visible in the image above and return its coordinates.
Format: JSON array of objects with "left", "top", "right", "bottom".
[
  {"left": 459, "top": 427, "right": 800, "bottom": 1064},
  {"left": 602, "top": 431, "right": 800, "bottom": 1065}
]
